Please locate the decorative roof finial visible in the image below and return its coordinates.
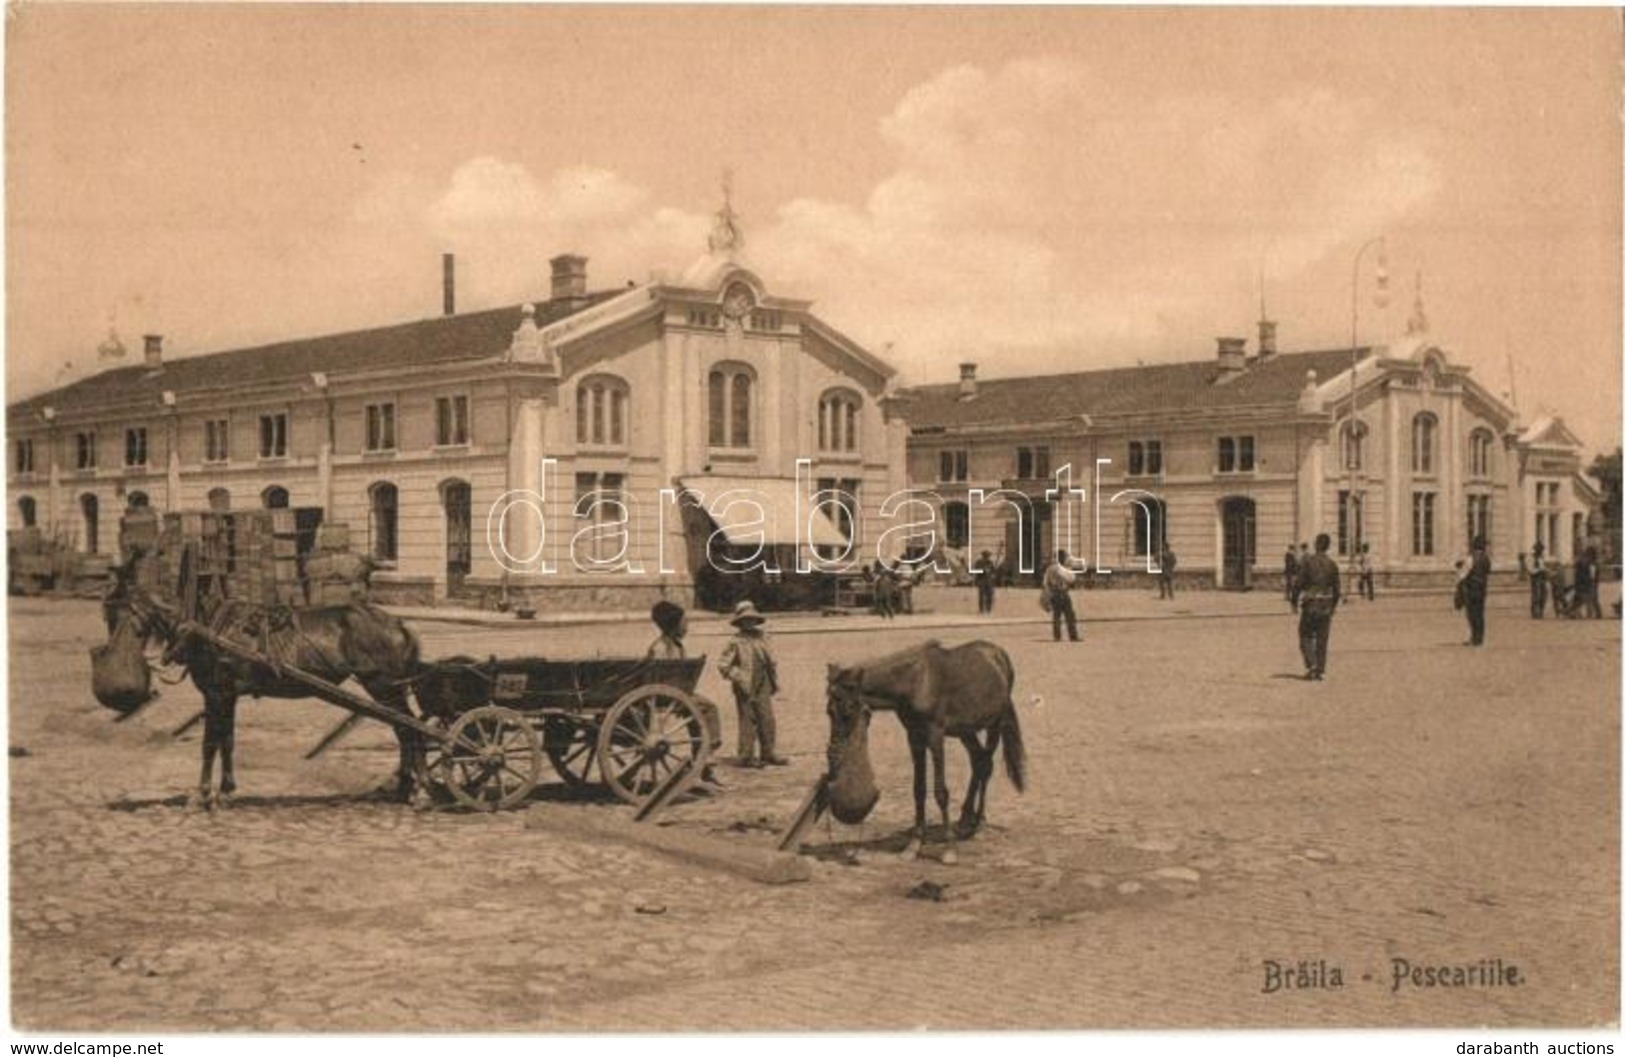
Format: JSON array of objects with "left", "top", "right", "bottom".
[
  {"left": 1406, "top": 269, "right": 1429, "bottom": 336},
  {"left": 97, "top": 327, "right": 127, "bottom": 361},
  {"left": 707, "top": 168, "right": 744, "bottom": 257}
]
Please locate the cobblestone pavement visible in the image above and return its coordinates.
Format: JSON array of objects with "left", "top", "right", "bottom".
[{"left": 9, "top": 583, "right": 1618, "bottom": 1030}]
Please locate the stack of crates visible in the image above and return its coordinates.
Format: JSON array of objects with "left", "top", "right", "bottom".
[
  {"left": 303, "top": 521, "right": 369, "bottom": 607},
  {"left": 160, "top": 507, "right": 330, "bottom": 608}
]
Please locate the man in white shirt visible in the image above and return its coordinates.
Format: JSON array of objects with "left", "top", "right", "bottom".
[{"left": 1043, "top": 549, "right": 1080, "bottom": 642}]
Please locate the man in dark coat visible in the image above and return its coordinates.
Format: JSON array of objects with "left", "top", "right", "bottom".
[
  {"left": 975, "top": 550, "right": 997, "bottom": 614},
  {"left": 1462, "top": 536, "right": 1492, "bottom": 646},
  {"left": 1528, "top": 541, "right": 1549, "bottom": 618},
  {"left": 1284, "top": 545, "right": 1300, "bottom": 611},
  {"left": 1297, "top": 533, "right": 1341, "bottom": 681}
]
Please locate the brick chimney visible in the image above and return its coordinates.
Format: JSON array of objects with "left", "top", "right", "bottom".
[
  {"left": 442, "top": 253, "right": 456, "bottom": 316},
  {"left": 1257, "top": 319, "right": 1278, "bottom": 359},
  {"left": 1216, "top": 336, "right": 1247, "bottom": 373},
  {"left": 142, "top": 334, "right": 163, "bottom": 369},
  {"left": 550, "top": 254, "right": 589, "bottom": 304},
  {"left": 958, "top": 362, "right": 978, "bottom": 399}
]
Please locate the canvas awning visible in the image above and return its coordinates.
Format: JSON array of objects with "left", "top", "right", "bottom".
[{"left": 676, "top": 476, "right": 849, "bottom": 548}]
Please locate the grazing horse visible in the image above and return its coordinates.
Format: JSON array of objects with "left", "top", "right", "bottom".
[
  {"left": 109, "top": 571, "right": 422, "bottom": 809},
  {"left": 824, "top": 639, "right": 1026, "bottom": 863}
]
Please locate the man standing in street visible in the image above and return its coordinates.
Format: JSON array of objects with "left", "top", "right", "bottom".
[
  {"left": 1283, "top": 544, "right": 1300, "bottom": 611},
  {"left": 1158, "top": 543, "right": 1177, "bottom": 600},
  {"left": 1297, "top": 533, "right": 1341, "bottom": 681},
  {"left": 1357, "top": 543, "right": 1376, "bottom": 601},
  {"left": 1044, "top": 549, "right": 1080, "bottom": 642},
  {"left": 1528, "top": 541, "right": 1549, "bottom": 618},
  {"left": 718, "top": 601, "right": 788, "bottom": 767},
  {"left": 1462, "top": 536, "right": 1492, "bottom": 646},
  {"left": 975, "top": 549, "right": 997, "bottom": 614}
]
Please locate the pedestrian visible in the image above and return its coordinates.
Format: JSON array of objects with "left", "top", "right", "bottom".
[
  {"left": 975, "top": 549, "right": 997, "bottom": 614},
  {"left": 646, "top": 600, "right": 723, "bottom": 786},
  {"left": 1285, "top": 544, "right": 1303, "bottom": 612},
  {"left": 717, "top": 600, "right": 787, "bottom": 767},
  {"left": 1528, "top": 542, "right": 1549, "bottom": 619},
  {"left": 1462, "top": 535, "right": 1492, "bottom": 646},
  {"left": 1296, "top": 532, "right": 1341, "bottom": 680},
  {"left": 1357, "top": 543, "right": 1376, "bottom": 601},
  {"left": 871, "top": 561, "right": 897, "bottom": 619},
  {"left": 1549, "top": 561, "right": 1571, "bottom": 617},
  {"left": 1574, "top": 546, "right": 1603, "bottom": 619},
  {"left": 1043, "top": 549, "right": 1080, "bottom": 642},
  {"left": 1158, "top": 543, "right": 1177, "bottom": 600}
]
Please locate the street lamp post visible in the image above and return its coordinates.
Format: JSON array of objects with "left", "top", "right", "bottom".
[{"left": 1347, "top": 236, "right": 1389, "bottom": 581}]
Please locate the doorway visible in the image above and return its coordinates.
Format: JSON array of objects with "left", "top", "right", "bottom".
[{"left": 1221, "top": 497, "right": 1256, "bottom": 589}]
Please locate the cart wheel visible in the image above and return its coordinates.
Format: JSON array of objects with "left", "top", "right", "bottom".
[
  {"left": 438, "top": 706, "right": 542, "bottom": 812},
  {"left": 597, "top": 685, "right": 708, "bottom": 805},
  {"left": 543, "top": 718, "right": 597, "bottom": 787}
]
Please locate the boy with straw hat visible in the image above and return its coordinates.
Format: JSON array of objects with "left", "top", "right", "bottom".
[{"left": 718, "top": 600, "right": 787, "bottom": 768}]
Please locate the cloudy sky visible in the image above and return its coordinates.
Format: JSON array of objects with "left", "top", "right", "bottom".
[{"left": 7, "top": 7, "right": 1620, "bottom": 454}]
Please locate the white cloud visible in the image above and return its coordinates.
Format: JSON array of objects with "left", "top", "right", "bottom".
[{"left": 335, "top": 58, "right": 1442, "bottom": 386}]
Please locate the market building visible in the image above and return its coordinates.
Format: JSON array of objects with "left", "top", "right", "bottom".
[
  {"left": 894, "top": 298, "right": 1599, "bottom": 590},
  {"left": 7, "top": 204, "right": 907, "bottom": 611}
]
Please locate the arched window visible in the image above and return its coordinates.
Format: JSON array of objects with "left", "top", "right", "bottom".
[
  {"left": 262, "top": 486, "right": 290, "bottom": 509},
  {"left": 207, "top": 487, "right": 231, "bottom": 512},
  {"left": 818, "top": 389, "right": 862, "bottom": 454},
  {"left": 1131, "top": 497, "right": 1168, "bottom": 558},
  {"left": 369, "top": 482, "right": 399, "bottom": 562},
  {"left": 18, "top": 496, "right": 36, "bottom": 528},
  {"left": 1341, "top": 421, "right": 1368, "bottom": 472},
  {"left": 576, "top": 376, "right": 630, "bottom": 448},
  {"left": 1411, "top": 413, "right": 1437, "bottom": 475},
  {"left": 708, "top": 363, "right": 755, "bottom": 449},
  {"left": 442, "top": 479, "right": 472, "bottom": 587},
  {"left": 1468, "top": 428, "right": 1495, "bottom": 478}
]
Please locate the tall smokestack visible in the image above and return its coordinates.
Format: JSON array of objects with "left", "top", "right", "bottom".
[
  {"left": 142, "top": 334, "right": 163, "bottom": 369},
  {"left": 959, "top": 362, "right": 978, "bottom": 399},
  {"left": 442, "top": 253, "right": 456, "bottom": 316}
]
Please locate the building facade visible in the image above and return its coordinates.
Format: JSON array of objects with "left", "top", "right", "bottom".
[
  {"left": 7, "top": 219, "right": 907, "bottom": 611},
  {"left": 897, "top": 312, "right": 1598, "bottom": 589}
]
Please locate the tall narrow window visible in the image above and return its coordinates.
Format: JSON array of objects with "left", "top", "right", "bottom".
[
  {"left": 14, "top": 439, "right": 34, "bottom": 475},
  {"left": 80, "top": 494, "right": 99, "bottom": 554},
  {"left": 939, "top": 450, "right": 969, "bottom": 483},
  {"left": 18, "top": 496, "right": 37, "bottom": 528},
  {"left": 436, "top": 395, "right": 470, "bottom": 447},
  {"left": 204, "top": 419, "right": 230, "bottom": 463},
  {"left": 1411, "top": 413, "right": 1437, "bottom": 475},
  {"left": 1128, "top": 441, "right": 1145, "bottom": 476},
  {"left": 1342, "top": 422, "right": 1367, "bottom": 472},
  {"left": 259, "top": 414, "right": 288, "bottom": 459},
  {"left": 124, "top": 428, "right": 148, "bottom": 468},
  {"left": 1468, "top": 428, "right": 1494, "bottom": 478},
  {"left": 730, "top": 374, "right": 751, "bottom": 447},
  {"left": 1338, "top": 491, "right": 1364, "bottom": 557},
  {"left": 818, "top": 390, "right": 862, "bottom": 453},
  {"left": 369, "top": 482, "right": 398, "bottom": 562},
  {"left": 1411, "top": 491, "right": 1436, "bottom": 556},
  {"left": 576, "top": 377, "right": 629, "bottom": 447},
  {"left": 1217, "top": 436, "right": 1236, "bottom": 473},
  {"left": 707, "top": 365, "right": 754, "bottom": 449},
  {"left": 574, "top": 472, "right": 629, "bottom": 564},
  {"left": 1466, "top": 495, "right": 1492, "bottom": 547},
  {"left": 365, "top": 403, "right": 396, "bottom": 453},
  {"left": 76, "top": 432, "right": 97, "bottom": 471}
]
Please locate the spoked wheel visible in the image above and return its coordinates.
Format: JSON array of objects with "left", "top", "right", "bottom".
[
  {"left": 597, "top": 685, "right": 708, "bottom": 805},
  {"left": 437, "top": 706, "right": 542, "bottom": 811},
  {"left": 543, "top": 717, "right": 598, "bottom": 787}
]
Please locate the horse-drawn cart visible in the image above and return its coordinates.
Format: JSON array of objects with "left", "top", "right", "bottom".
[
  {"left": 102, "top": 511, "right": 714, "bottom": 814},
  {"left": 409, "top": 654, "right": 714, "bottom": 812},
  {"left": 157, "top": 616, "right": 714, "bottom": 813}
]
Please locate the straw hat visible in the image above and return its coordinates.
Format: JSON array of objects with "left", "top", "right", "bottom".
[{"left": 730, "top": 600, "right": 767, "bottom": 628}]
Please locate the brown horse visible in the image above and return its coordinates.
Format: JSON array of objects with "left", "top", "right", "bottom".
[
  {"left": 824, "top": 639, "right": 1025, "bottom": 863},
  {"left": 109, "top": 572, "right": 422, "bottom": 809}
]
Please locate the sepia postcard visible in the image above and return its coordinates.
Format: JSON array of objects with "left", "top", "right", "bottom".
[{"left": 5, "top": 5, "right": 1620, "bottom": 1050}]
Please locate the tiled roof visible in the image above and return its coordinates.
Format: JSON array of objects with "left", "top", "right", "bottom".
[
  {"left": 8, "top": 292, "right": 620, "bottom": 418},
  {"left": 897, "top": 347, "right": 1364, "bottom": 431}
]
